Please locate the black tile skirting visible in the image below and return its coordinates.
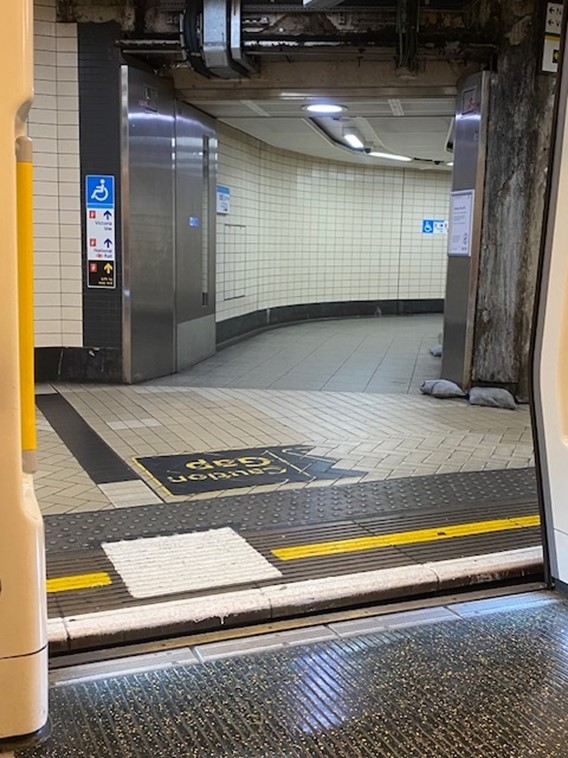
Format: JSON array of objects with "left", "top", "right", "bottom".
[
  {"left": 35, "top": 300, "right": 442, "bottom": 383},
  {"left": 216, "top": 299, "right": 444, "bottom": 346},
  {"left": 35, "top": 347, "right": 122, "bottom": 383}
]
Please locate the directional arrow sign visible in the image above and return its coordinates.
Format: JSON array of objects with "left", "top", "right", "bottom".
[
  {"left": 86, "top": 174, "right": 115, "bottom": 288},
  {"left": 88, "top": 261, "right": 114, "bottom": 288}
]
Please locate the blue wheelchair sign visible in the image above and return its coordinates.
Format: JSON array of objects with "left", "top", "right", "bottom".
[
  {"left": 86, "top": 175, "right": 114, "bottom": 208},
  {"left": 422, "top": 219, "right": 434, "bottom": 234}
]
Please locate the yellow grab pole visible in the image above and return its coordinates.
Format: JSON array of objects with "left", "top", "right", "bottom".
[{"left": 16, "top": 136, "right": 37, "bottom": 474}]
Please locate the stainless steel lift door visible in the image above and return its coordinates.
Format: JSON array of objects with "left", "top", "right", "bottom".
[
  {"left": 122, "top": 67, "right": 175, "bottom": 383},
  {"left": 175, "top": 101, "right": 217, "bottom": 371}
]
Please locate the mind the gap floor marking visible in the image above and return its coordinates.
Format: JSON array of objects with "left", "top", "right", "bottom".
[{"left": 135, "top": 445, "right": 364, "bottom": 496}]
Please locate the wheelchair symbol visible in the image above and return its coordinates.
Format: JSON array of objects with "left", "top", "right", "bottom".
[
  {"left": 423, "top": 221, "right": 433, "bottom": 233},
  {"left": 91, "top": 179, "right": 109, "bottom": 203}
]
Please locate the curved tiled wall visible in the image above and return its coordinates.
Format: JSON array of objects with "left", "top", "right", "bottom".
[{"left": 216, "top": 124, "right": 451, "bottom": 325}]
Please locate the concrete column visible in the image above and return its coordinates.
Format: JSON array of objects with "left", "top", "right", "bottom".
[{"left": 472, "top": 1, "right": 556, "bottom": 400}]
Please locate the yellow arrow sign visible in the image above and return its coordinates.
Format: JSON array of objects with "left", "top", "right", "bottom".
[{"left": 104, "top": 262, "right": 113, "bottom": 274}]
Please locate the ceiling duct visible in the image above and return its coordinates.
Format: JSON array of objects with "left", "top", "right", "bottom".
[{"left": 182, "top": 0, "right": 256, "bottom": 78}]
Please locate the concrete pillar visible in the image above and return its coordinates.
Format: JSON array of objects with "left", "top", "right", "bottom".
[{"left": 472, "top": 1, "right": 556, "bottom": 400}]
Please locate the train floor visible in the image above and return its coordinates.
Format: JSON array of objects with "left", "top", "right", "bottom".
[
  {"left": 13, "top": 588, "right": 568, "bottom": 757},
  {"left": 34, "top": 316, "right": 541, "bottom": 651}
]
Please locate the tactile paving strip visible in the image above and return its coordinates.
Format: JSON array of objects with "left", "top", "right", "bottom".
[
  {"left": 45, "top": 494, "right": 541, "bottom": 619},
  {"left": 20, "top": 599, "right": 568, "bottom": 758},
  {"left": 44, "top": 466, "right": 538, "bottom": 553}
]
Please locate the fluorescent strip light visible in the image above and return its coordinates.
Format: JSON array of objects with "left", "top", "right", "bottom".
[
  {"left": 344, "top": 132, "right": 364, "bottom": 149},
  {"left": 368, "top": 151, "right": 412, "bottom": 162},
  {"left": 304, "top": 103, "right": 346, "bottom": 114},
  {"left": 447, "top": 161, "right": 454, "bottom": 166}
]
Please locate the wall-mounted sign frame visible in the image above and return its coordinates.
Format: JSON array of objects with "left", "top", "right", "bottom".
[
  {"left": 85, "top": 174, "right": 116, "bottom": 288},
  {"left": 216, "top": 185, "right": 230, "bottom": 214},
  {"left": 542, "top": 2, "right": 563, "bottom": 74},
  {"left": 448, "top": 189, "right": 475, "bottom": 257}
]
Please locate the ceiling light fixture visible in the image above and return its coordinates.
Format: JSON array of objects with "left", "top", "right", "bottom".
[
  {"left": 447, "top": 161, "right": 454, "bottom": 166},
  {"left": 303, "top": 103, "right": 347, "bottom": 115},
  {"left": 344, "top": 132, "right": 365, "bottom": 149},
  {"left": 369, "top": 151, "right": 412, "bottom": 162}
]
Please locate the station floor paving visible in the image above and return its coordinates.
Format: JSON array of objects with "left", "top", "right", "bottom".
[
  {"left": 15, "top": 589, "right": 568, "bottom": 758},
  {"left": 32, "top": 316, "right": 542, "bottom": 650}
]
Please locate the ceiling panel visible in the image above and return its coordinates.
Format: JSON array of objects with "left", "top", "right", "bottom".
[
  {"left": 368, "top": 116, "right": 452, "bottom": 134},
  {"left": 188, "top": 94, "right": 455, "bottom": 169},
  {"left": 398, "top": 98, "right": 456, "bottom": 115}
]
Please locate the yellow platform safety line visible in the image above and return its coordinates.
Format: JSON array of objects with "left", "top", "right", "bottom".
[
  {"left": 47, "top": 572, "right": 112, "bottom": 594},
  {"left": 271, "top": 514, "right": 541, "bottom": 561}
]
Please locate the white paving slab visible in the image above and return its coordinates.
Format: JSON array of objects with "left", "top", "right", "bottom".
[
  {"left": 102, "top": 527, "right": 283, "bottom": 599},
  {"left": 98, "top": 480, "right": 162, "bottom": 507}
]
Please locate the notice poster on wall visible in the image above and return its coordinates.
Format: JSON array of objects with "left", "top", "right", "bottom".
[
  {"left": 542, "top": 2, "right": 563, "bottom": 73},
  {"left": 217, "top": 185, "right": 231, "bottom": 214},
  {"left": 448, "top": 189, "right": 474, "bottom": 257}
]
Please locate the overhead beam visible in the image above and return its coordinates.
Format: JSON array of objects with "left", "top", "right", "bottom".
[{"left": 172, "top": 57, "right": 464, "bottom": 100}]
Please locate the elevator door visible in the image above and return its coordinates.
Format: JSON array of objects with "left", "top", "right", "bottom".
[
  {"left": 175, "top": 102, "right": 217, "bottom": 370},
  {"left": 122, "top": 66, "right": 175, "bottom": 383}
]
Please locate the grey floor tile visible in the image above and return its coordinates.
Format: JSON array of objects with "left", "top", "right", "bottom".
[
  {"left": 328, "top": 606, "right": 457, "bottom": 637},
  {"left": 448, "top": 590, "right": 557, "bottom": 618},
  {"left": 195, "top": 626, "right": 336, "bottom": 661},
  {"left": 150, "top": 315, "right": 443, "bottom": 395}
]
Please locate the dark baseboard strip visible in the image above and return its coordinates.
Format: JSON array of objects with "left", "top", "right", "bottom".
[
  {"left": 216, "top": 299, "right": 444, "bottom": 346},
  {"left": 36, "top": 300, "right": 442, "bottom": 382},
  {"left": 36, "top": 393, "right": 138, "bottom": 484},
  {"left": 35, "top": 347, "right": 122, "bottom": 384}
]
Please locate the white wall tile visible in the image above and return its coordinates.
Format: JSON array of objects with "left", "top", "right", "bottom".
[
  {"left": 34, "top": 4, "right": 56, "bottom": 21},
  {"left": 57, "top": 110, "right": 79, "bottom": 126},
  {"left": 215, "top": 124, "right": 451, "bottom": 322},
  {"left": 34, "top": 34, "right": 56, "bottom": 52},
  {"left": 58, "top": 153, "right": 80, "bottom": 168},
  {"left": 36, "top": 279, "right": 61, "bottom": 294},
  {"left": 36, "top": 293, "right": 61, "bottom": 307},
  {"left": 56, "top": 23, "right": 78, "bottom": 38},
  {"left": 56, "top": 36, "right": 78, "bottom": 53},
  {"left": 61, "top": 279, "right": 81, "bottom": 294},
  {"left": 28, "top": 123, "right": 57, "bottom": 139},
  {"left": 34, "top": 65, "right": 56, "bottom": 83},
  {"left": 30, "top": 0, "right": 81, "bottom": 348},
  {"left": 36, "top": 333, "right": 61, "bottom": 347},
  {"left": 61, "top": 293, "right": 82, "bottom": 307}
]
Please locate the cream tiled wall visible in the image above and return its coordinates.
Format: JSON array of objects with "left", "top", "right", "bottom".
[
  {"left": 30, "top": 0, "right": 82, "bottom": 348},
  {"left": 29, "top": 13, "right": 450, "bottom": 342},
  {"left": 216, "top": 129, "right": 262, "bottom": 320},
  {"left": 216, "top": 124, "right": 451, "bottom": 322}
]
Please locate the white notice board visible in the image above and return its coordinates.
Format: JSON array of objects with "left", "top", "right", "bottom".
[
  {"left": 448, "top": 189, "right": 474, "bottom": 256},
  {"left": 217, "top": 186, "right": 230, "bottom": 214},
  {"left": 542, "top": 3, "right": 563, "bottom": 73}
]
